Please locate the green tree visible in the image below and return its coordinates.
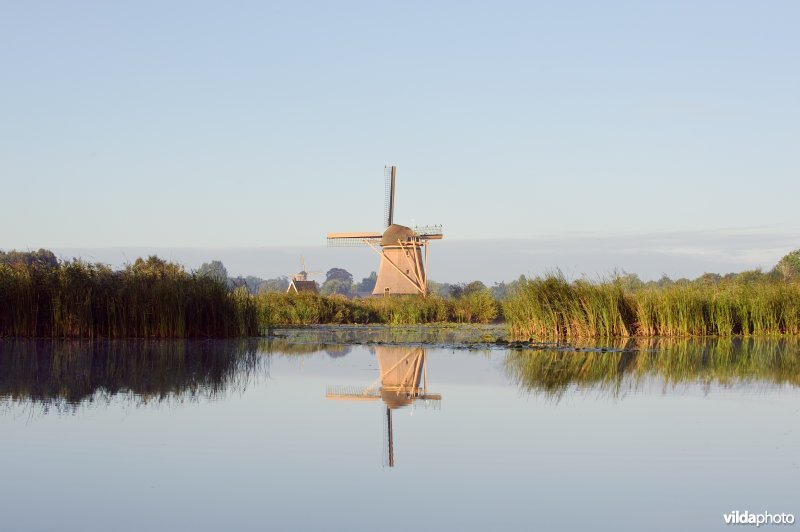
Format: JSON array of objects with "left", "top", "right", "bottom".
[
  {"left": 321, "top": 278, "right": 352, "bottom": 296},
  {"left": 448, "top": 280, "right": 487, "bottom": 298},
  {"left": 736, "top": 269, "right": 765, "bottom": 285},
  {"left": 356, "top": 271, "right": 377, "bottom": 293},
  {"left": 491, "top": 275, "right": 527, "bottom": 300},
  {"left": 0, "top": 248, "right": 59, "bottom": 269},
  {"left": 258, "top": 276, "right": 290, "bottom": 293},
  {"left": 427, "top": 280, "right": 453, "bottom": 298},
  {"left": 695, "top": 273, "right": 722, "bottom": 286},
  {"left": 617, "top": 272, "right": 644, "bottom": 291},
  {"left": 130, "top": 256, "right": 185, "bottom": 278},
  {"left": 655, "top": 274, "right": 673, "bottom": 288},
  {"left": 462, "top": 280, "right": 488, "bottom": 296},
  {"left": 197, "top": 260, "right": 228, "bottom": 284},
  {"left": 243, "top": 276, "right": 264, "bottom": 294},
  {"left": 325, "top": 268, "right": 353, "bottom": 284},
  {"left": 321, "top": 268, "right": 353, "bottom": 295},
  {"left": 774, "top": 249, "right": 800, "bottom": 281}
]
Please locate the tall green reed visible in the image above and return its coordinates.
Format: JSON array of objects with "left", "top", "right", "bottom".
[
  {"left": 504, "top": 274, "right": 800, "bottom": 339},
  {"left": 0, "top": 258, "right": 258, "bottom": 338}
]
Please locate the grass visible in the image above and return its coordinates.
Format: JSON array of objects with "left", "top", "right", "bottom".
[
  {"left": 0, "top": 257, "right": 258, "bottom": 338},
  {"left": 256, "top": 291, "right": 498, "bottom": 327},
  {"left": 504, "top": 273, "right": 800, "bottom": 339}
]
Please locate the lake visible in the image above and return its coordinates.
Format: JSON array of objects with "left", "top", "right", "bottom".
[{"left": 2, "top": 329, "right": 798, "bottom": 531}]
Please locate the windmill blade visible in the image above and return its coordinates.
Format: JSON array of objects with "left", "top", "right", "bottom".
[
  {"left": 326, "top": 385, "right": 381, "bottom": 400},
  {"left": 384, "top": 165, "right": 396, "bottom": 228},
  {"left": 414, "top": 224, "right": 444, "bottom": 240},
  {"left": 327, "top": 238, "right": 378, "bottom": 248},
  {"left": 327, "top": 232, "right": 382, "bottom": 247}
]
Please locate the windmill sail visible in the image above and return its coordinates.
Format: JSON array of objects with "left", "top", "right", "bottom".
[
  {"left": 326, "top": 231, "right": 382, "bottom": 247},
  {"left": 384, "top": 165, "right": 396, "bottom": 228}
]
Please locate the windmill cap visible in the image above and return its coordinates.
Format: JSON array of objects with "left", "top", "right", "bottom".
[{"left": 381, "top": 224, "right": 417, "bottom": 246}]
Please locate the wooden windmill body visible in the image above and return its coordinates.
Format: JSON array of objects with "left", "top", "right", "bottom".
[{"left": 327, "top": 166, "right": 443, "bottom": 296}]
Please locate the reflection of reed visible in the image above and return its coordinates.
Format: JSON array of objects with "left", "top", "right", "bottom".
[
  {"left": 0, "top": 339, "right": 263, "bottom": 408},
  {"left": 505, "top": 338, "right": 800, "bottom": 398},
  {"left": 269, "top": 324, "right": 505, "bottom": 347}
]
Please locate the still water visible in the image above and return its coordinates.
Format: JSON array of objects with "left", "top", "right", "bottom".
[{"left": 1, "top": 331, "right": 799, "bottom": 532}]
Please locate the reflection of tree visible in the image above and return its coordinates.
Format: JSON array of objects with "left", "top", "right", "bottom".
[
  {"left": 262, "top": 339, "right": 331, "bottom": 355},
  {"left": 325, "top": 345, "right": 352, "bottom": 358},
  {"left": 0, "top": 339, "right": 263, "bottom": 409},
  {"left": 505, "top": 337, "right": 800, "bottom": 399}
]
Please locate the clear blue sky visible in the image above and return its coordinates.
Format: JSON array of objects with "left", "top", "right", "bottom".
[{"left": 1, "top": 1, "right": 798, "bottom": 279}]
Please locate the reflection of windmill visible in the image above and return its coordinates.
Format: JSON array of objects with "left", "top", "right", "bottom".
[
  {"left": 327, "top": 166, "right": 443, "bottom": 295},
  {"left": 326, "top": 346, "right": 441, "bottom": 467},
  {"left": 287, "top": 255, "right": 321, "bottom": 294}
]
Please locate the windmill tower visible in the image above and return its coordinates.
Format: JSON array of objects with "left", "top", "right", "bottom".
[
  {"left": 326, "top": 346, "right": 441, "bottom": 467},
  {"left": 327, "top": 166, "right": 443, "bottom": 295}
]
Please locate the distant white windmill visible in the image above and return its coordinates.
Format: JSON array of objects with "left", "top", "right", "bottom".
[{"left": 286, "top": 256, "right": 321, "bottom": 294}]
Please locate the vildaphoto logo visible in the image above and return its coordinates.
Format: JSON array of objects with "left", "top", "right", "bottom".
[{"left": 723, "top": 511, "right": 795, "bottom": 527}]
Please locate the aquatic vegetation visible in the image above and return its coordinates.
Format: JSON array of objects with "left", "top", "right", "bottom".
[
  {"left": 505, "top": 337, "right": 800, "bottom": 398},
  {"left": 0, "top": 257, "right": 258, "bottom": 338},
  {"left": 503, "top": 273, "right": 633, "bottom": 339},
  {"left": 504, "top": 273, "right": 800, "bottom": 339}
]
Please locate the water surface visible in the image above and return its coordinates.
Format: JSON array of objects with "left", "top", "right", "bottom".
[{"left": 2, "top": 334, "right": 799, "bottom": 531}]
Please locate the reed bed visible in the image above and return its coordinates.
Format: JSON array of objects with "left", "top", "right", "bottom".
[
  {"left": 256, "top": 291, "right": 498, "bottom": 327},
  {"left": 0, "top": 258, "right": 258, "bottom": 338},
  {"left": 503, "top": 273, "right": 634, "bottom": 339},
  {"left": 504, "top": 273, "right": 800, "bottom": 339}
]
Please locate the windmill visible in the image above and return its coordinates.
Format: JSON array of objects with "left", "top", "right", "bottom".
[
  {"left": 327, "top": 166, "right": 443, "bottom": 295},
  {"left": 326, "top": 346, "right": 441, "bottom": 467},
  {"left": 287, "top": 255, "right": 321, "bottom": 294}
]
